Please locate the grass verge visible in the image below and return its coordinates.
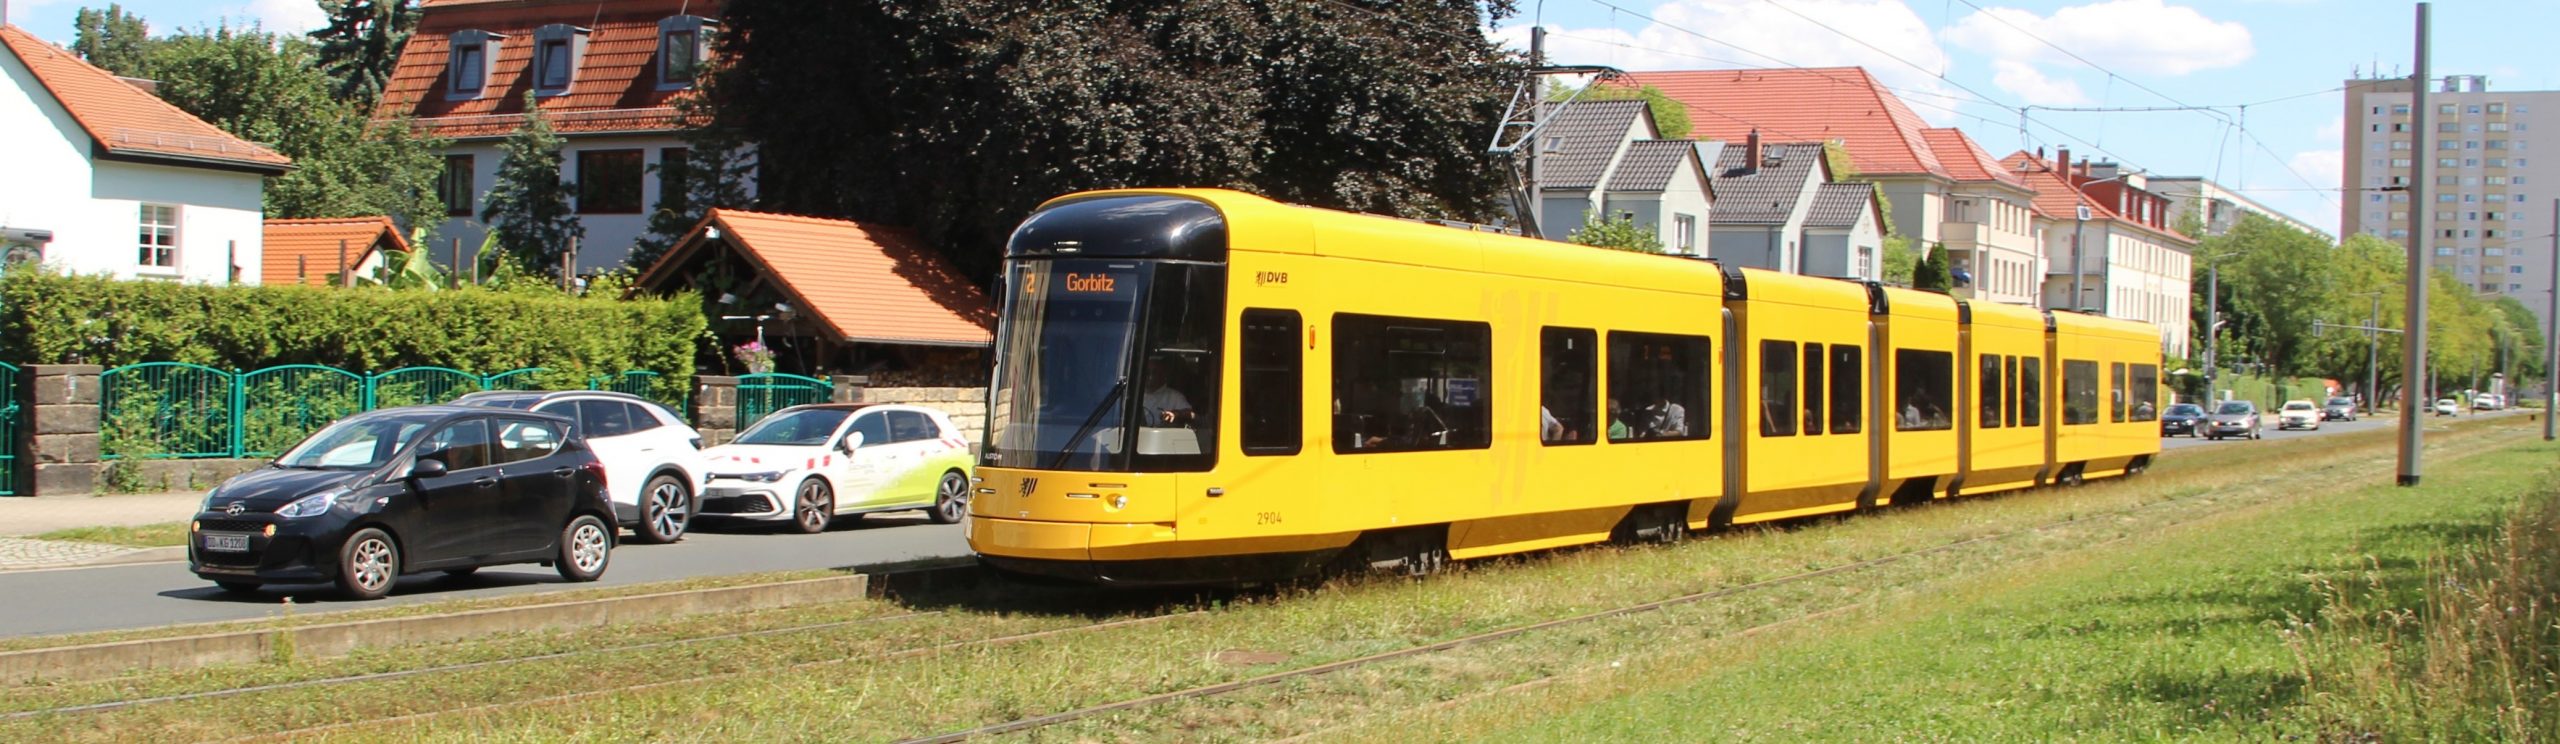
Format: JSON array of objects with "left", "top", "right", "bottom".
[{"left": 26, "top": 523, "right": 187, "bottom": 549}]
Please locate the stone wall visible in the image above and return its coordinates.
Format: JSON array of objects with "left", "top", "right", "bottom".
[
  {"left": 23, "top": 365, "right": 100, "bottom": 497},
  {"left": 690, "top": 375, "right": 740, "bottom": 446},
  {"left": 859, "top": 386, "right": 989, "bottom": 445}
]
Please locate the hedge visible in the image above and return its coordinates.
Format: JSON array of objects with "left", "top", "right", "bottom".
[{"left": 0, "top": 270, "right": 705, "bottom": 389}]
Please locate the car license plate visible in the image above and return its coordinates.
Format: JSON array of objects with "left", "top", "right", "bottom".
[{"left": 202, "top": 533, "right": 250, "bottom": 552}]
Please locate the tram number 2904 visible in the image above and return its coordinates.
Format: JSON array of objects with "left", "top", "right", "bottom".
[{"left": 1256, "top": 511, "right": 1284, "bottom": 525}]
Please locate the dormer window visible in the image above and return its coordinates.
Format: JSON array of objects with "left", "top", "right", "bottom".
[
  {"left": 446, "top": 29, "right": 504, "bottom": 99},
  {"left": 658, "top": 15, "right": 718, "bottom": 89},
  {"left": 531, "top": 24, "right": 589, "bottom": 96}
]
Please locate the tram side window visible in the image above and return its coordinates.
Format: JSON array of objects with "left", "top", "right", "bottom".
[
  {"left": 1802, "top": 343, "right": 1826, "bottom": 436},
  {"left": 1607, "top": 332, "right": 1710, "bottom": 442},
  {"left": 2020, "top": 357, "right": 2043, "bottom": 426},
  {"left": 1541, "top": 327, "right": 1597, "bottom": 446},
  {"left": 2004, "top": 356, "right": 2021, "bottom": 428},
  {"left": 1894, "top": 349, "right": 1953, "bottom": 431},
  {"left": 1238, "top": 309, "right": 1302, "bottom": 455},
  {"left": 1332, "top": 314, "right": 1491, "bottom": 454},
  {"left": 1829, "top": 345, "right": 1862, "bottom": 434},
  {"left": 1760, "top": 340, "right": 1797, "bottom": 437},
  {"left": 2130, "top": 364, "right": 2159, "bottom": 422},
  {"left": 1978, "top": 354, "right": 2003, "bottom": 429},
  {"left": 2063, "top": 360, "right": 2100, "bottom": 425},
  {"left": 2110, "top": 362, "right": 2129, "bottom": 423}
]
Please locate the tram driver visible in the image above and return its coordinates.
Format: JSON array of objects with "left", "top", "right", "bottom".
[{"left": 1141, "top": 357, "right": 1195, "bottom": 427}]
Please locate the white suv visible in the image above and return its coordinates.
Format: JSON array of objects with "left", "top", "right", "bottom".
[{"left": 453, "top": 391, "right": 707, "bottom": 543}]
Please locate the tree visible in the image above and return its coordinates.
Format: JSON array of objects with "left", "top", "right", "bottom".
[
  {"left": 72, "top": 4, "right": 153, "bottom": 77},
  {"left": 479, "top": 95, "right": 583, "bottom": 277},
  {"left": 1880, "top": 236, "right": 1916, "bottom": 286},
  {"left": 310, "top": 0, "right": 422, "bottom": 103},
  {"left": 1567, "top": 81, "right": 1692, "bottom": 139},
  {"left": 628, "top": 95, "right": 760, "bottom": 271},
  {"left": 1823, "top": 141, "right": 1910, "bottom": 284},
  {"left": 144, "top": 24, "right": 449, "bottom": 235},
  {"left": 1911, "top": 242, "right": 1951, "bottom": 291},
  {"left": 2216, "top": 213, "right": 2342, "bottom": 392},
  {"left": 704, "top": 0, "right": 1519, "bottom": 280},
  {"left": 1565, "top": 211, "right": 1663, "bottom": 254}
]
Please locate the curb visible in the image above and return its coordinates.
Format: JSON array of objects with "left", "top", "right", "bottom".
[
  {"left": 0, "top": 573, "right": 870, "bottom": 684},
  {"left": 0, "top": 545, "right": 188, "bottom": 574}
]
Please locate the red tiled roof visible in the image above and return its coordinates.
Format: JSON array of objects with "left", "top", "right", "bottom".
[
  {"left": 262, "top": 217, "right": 410, "bottom": 286},
  {"left": 1920, "top": 127, "right": 2027, "bottom": 189},
  {"left": 1998, "top": 151, "right": 2195, "bottom": 245},
  {"left": 1617, "top": 67, "right": 1949, "bottom": 179},
  {"left": 639, "top": 209, "right": 996, "bottom": 347},
  {"left": 375, "top": 0, "right": 717, "bottom": 138},
  {"left": 0, "top": 25, "right": 290, "bottom": 171}
]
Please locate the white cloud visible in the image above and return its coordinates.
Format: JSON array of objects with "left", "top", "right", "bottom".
[
  {"left": 1942, "top": 0, "right": 2253, "bottom": 77},
  {"left": 2316, "top": 118, "right": 2344, "bottom": 145},
  {"left": 1491, "top": 0, "right": 1968, "bottom": 123},
  {"left": 1990, "top": 59, "right": 2089, "bottom": 106},
  {"left": 237, "top": 0, "right": 327, "bottom": 33},
  {"left": 2289, "top": 148, "right": 2343, "bottom": 194}
]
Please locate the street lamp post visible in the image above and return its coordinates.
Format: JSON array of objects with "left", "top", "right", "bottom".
[
  {"left": 2548, "top": 198, "right": 2557, "bottom": 440},
  {"left": 2060, "top": 169, "right": 2149, "bottom": 314}
]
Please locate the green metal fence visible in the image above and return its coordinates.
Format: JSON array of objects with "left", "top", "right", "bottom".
[
  {"left": 97, "top": 364, "right": 688, "bottom": 460},
  {"left": 737, "top": 373, "right": 832, "bottom": 430},
  {"left": 0, "top": 361, "right": 18, "bottom": 496}
]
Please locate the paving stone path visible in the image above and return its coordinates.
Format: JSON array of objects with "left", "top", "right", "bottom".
[{"left": 0, "top": 537, "right": 150, "bottom": 571}]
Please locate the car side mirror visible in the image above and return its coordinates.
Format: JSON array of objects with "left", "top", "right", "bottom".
[
  {"left": 838, "top": 432, "right": 864, "bottom": 454},
  {"left": 408, "top": 458, "right": 448, "bottom": 480}
]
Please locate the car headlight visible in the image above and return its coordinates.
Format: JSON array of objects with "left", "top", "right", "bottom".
[
  {"left": 717, "top": 471, "right": 788, "bottom": 483},
  {"left": 277, "top": 491, "right": 339, "bottom": 519}
]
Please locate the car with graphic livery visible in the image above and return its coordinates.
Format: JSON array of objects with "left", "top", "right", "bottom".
[{"left": 694, "top": 404, "right": 975, "bottom": 533}]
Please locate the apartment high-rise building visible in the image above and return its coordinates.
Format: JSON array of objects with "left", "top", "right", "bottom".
[{"left": 2341, "top": 74, "right": 2550, "bottom": 311}]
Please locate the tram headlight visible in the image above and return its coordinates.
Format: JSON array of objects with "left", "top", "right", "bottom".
[{"left": 1109, "top": 495, "right": 1128, "bottom": 510}]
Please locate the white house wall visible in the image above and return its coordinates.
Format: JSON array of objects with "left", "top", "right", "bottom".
[
  {"left": 0, "top": 48, "right": 263, "bottom": 284},
  {"left": 435, "top": 133, "right": 710, "bottom": 274}
]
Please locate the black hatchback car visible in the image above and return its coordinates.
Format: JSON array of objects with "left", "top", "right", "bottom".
[
  {"left": 2158, "top": 403, "right": 2207, "bottom": 437},
  {"left": 188, "top": 406, "right": 617, "bottom": 599}
]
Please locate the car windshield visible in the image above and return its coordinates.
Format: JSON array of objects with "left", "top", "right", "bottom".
[
  {"left": 2215, "top": 402, "right": 2253, "bottom": 415},
  {"left": 2328, "top": 397, "right": 2355, "bottom": 406},
  {"left": 2166, "top": 404, "right": 2203, "bottom": 416},
  {"left": 733, "top": 409, "right": 850, "bottom": 446},
  {"left": 274, "top": 409, "right": 443, "bottom": 470},
  {"left": 2284, "top": 402, "right": 2316, "bottom": 411}
]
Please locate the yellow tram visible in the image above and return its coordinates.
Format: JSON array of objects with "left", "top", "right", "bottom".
[{"left": 968, "top": 189, "right": 2163, "bottom": 584}]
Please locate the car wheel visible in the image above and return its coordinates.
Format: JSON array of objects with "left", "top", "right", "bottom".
[
  {"left": 791, "top": 478, "right": 834, "bottom": 534},
  {"left": 213, "top": 580, "right": 261, "bottom": 594},
  {"left": 335, "top": 527, "right": 400, "bottom": 600},
  {"left": 556, "top": 514, "right": 612, "bottom": 582},
  {"left": 442, "top": 567, "right": 479, "bottom": 578},
  {"left": 634, "top": 474, "right": 692, "bottom": 545},
  {"left": 927, "top": 470, "right": 970, "bottom": 525}
]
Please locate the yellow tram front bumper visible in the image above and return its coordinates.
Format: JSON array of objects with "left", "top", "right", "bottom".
[{"left": 967, "top": 516, "right": 1182, "bottom": 562}]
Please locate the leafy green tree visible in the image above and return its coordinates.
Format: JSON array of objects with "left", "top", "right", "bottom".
[
  {"left": 144, "top": 24, "right": 449, "bottom": 235},
  {"left": 704, "top": 0, "right": 1519, "bottom": 280},
  {"left": 310, "top": 0, "right": 422, "bottom": 103},
  {"left": 1911, "top": 242, "right": 1951, "bottom": 291},
  {"left": 1565, "top": 211, "right": 1663, "bottom": 254},
  {"left": 1565, "top": 81, "right": 1691, "bottom": 139},
  {"left": 72, "top": 4, "right": 154, "bottom": 77},
  {"left": 1879, "top": 236, "right": 1916, "bottom": 286},
  {"left": 629, "top": 96, "right": 759, "bottom": 271},
  {"left": 2215, "top": 214, "right": 2343, "bottom": 395},
  {"left": 480, "top": 95, "right": 583, "bottom": 277}
]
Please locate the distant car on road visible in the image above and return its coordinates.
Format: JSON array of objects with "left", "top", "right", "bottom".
[
  {"left": 2435, "top": 398, "right": 2461, "bottom": 416},
  {"left": 695, "top": 404, "right": 976, "bottom": 533},
  {"left": 2160, "top": 403, "right": 2207, "bottom": 437},
  {"left": 2322, "top": 396, "right": 2358, "bottom": 421},
  {"left": 2205, "top": 400, "right": 2261, "bottom": 440},
  {"left": 452, "top": 390, "right": 706, "bottom": 544},
  {"left": 2474, "top": 394, "right": 2502, "bottom": 411},
  {"left": 188, "top": 406, "right": 616, "bottom": 600},
  {"left": 2278, "top": 400, "right": 2322, "bottom": 431}
]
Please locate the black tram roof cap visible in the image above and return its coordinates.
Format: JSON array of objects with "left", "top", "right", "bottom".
[{"left": 1007, "top": 193, "right": 1228, "bottom": 261}]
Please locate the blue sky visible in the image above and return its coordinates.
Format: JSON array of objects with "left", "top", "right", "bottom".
[{"left": 8, "top": 0, "right": 2550, "bottom": 238}]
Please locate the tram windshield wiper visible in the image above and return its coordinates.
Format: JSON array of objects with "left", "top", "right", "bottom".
[{"left": 1046, "top": 377, "right": 1128, "bottom": 471}]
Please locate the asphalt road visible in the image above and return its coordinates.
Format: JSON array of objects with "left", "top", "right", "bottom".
[{"left": 0, "top": 408, "right": 2530, "bottom": 639}]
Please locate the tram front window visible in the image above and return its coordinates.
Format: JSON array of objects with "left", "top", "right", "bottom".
[{"left": 985, "top": 260, "right": 1225, "bottom": 472}]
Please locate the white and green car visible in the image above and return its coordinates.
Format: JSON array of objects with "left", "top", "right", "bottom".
[{"left": 696, "top": 404, "right": 975, "bottom": 532}]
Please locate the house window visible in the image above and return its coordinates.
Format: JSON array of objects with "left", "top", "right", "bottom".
[
  {"left": 531, "top": 24, "right": 587, "bottom": 95},
  {"left": 446, "top": 30, "right": 502, "bottom": 98},
  {"left": 1673, "top": 214, "right": 1696, "bottom": 253},
  {"left": 657, "top": 147, "right": 690, "bottom": 214},
  {"left": 659, "top": 16, "right": 716, "bottom": 87},
  {"left": 439, "top": 154, "right": 475, "bottom": 216},
  {"left": 138, "top": 203, "right": 177, "bottom": 269},
  {"left": 576, "top": 149, "right": 645, "bottom": 214}
]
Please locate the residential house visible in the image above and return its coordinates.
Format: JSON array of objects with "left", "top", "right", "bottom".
[
  {"left": 262, "top": 216, "right": 411, "bottom": 286},
  {"left": 2145, "top": 176, "right": 2328, "bottom": 239},
  {"left": 1920, "top": 127, "right": 2044, "bottom": 305},
  {"left": 1703, "top": 134, "right": 1884, "bottom": 279},
  {"left": 2005, "top": 150, "right": 2196, "bottom": 357},
  {"left": 0, "top": 25, "right": 290, "bottom": 284},
  {"left": 1624, "top": 68, "right": 1954, "bottom": 246},
  {"left": 1530, "top": 99, "right": 1715, "bottom": 254},
  {"left": 377, "top": 0, "right": 731, "bottom": 273}
]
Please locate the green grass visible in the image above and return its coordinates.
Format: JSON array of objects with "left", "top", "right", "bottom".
[
  {"left": 1334, "top": 423, "right": 2554, "bottom": 741},
  {"left": 0, "top": 417, "right": 2533, "bottom": 741},
  {"left": 26, "top": 522, "right": 188, "bottom": 548}
]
